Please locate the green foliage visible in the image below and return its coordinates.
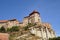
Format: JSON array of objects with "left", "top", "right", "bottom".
[
  {"left": 0, "top": 26, "right": 19, "bottom": 33},
  {"left": 49, "top": 37, "right": 60, "bottom": 40},
  {"left": 23, "top": 23, "right": 36, "bottom": 31},
  {"left": 7, "top": 28, "right": 10, "bottom": 32},
  {"left": 9, "top": 34, "right": 16, "bottom": 40},
  {"left": 0, "top": 26, "right": 6, "bottom": 33},
  {"left": 28, "top": 23, "right": 36, "bottom": 27},
  {"left": 7, "top": 26, "right": 19, "bottom": 32},
  {"left": 23, "top": 26, "right": 29, "bottom": 31}
]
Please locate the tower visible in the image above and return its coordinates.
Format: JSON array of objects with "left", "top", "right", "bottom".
[
  {"left": 23, "top": 16, "right": 29, "bottom": 26},
  {"left": 29, "top": 10, "right": 41, "bottom": 24},
  {"left": 23, "top": 10, "right": 42, "bottom": 26}
]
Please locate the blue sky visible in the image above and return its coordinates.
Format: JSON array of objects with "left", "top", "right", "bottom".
[{"left": 0, "top": 0, "right": 60, "bottom": 36}]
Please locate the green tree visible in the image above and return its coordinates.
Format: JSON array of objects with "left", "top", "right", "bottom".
[
  {"left": 9, "top": 26, "right": 19, "bottom": 32},
  {"left": 0, "top": 26, "right": 6, "bottom": 33}
]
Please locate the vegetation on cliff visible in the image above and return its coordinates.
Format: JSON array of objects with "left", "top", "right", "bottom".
[
  {"left": 0, "top": 26, "right": 19, "bottom": 33},
  {"left": 49, "top": 37, "right": 60, "bottom": 40},
  {"left": 0, "top": 26, "right": 6, "bottom": 33}
]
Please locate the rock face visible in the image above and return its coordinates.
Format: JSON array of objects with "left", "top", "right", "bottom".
[
  {"left": 15, "top": 10, "right": 56, "bottom": 40},
  {"left": 15, "top": 25, "right": 55, "bottom": 40}
]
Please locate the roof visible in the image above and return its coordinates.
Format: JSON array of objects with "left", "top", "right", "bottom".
[
  {"left": 43, "top": 23, "right": 51, "bottom": 28},
  {"left": 0, "top": 19, "right": 17, "bottom": 23},
  {"left": 24, "top": 16, "right": 29, "bottom": 18},
  {"left": 29, "top": 10, "right": 40, "bottom": 16},
  {"left": 0, "top": 20, "right": 8, "bottom": 23},
  {"left": 8, "top": 19, "right": 17, "bottom": 21}
]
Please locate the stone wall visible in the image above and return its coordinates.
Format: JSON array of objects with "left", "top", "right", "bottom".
[{"left": 0, "top": 33, "right": 9, "bottom": 40}]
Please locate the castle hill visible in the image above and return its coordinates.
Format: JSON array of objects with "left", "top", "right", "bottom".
[{"left": 0, "top": 10, "right": 56, "bottom": 40}]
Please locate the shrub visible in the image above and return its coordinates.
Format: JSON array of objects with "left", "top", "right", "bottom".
[
  {"left": 49, "top": 37, "right": 60, "bottom": 40},
  {"left": 0, "top": 26, "right": 6, "bottom": 33},
  {"left": 7, "top": 26, "right": 19, "bottom": 32}
]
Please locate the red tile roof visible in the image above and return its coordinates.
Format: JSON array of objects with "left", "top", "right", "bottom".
[
  {"left": 0, "top": 19, "right": 17, "bottom": 23},
  {"left": 0, "top": 20, "right": 8, "bottom": 23}
]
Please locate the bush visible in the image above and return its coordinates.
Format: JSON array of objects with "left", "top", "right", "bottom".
[
  {"left": 7, "top": 26, "right": 19, "bottom": 32},
  {"left": 0, "top": 26, "right": 6, "bottom": 33},
  {"left": 23, "top": 23, "right": 36, "bottom": 31},
  {"left": 23, "top": 26, "right": 29, "bottom": 31},
  {"left": 28, "top": 23, "right": 36, "bottom": 27},
  {"left": 49, "top": 37, "right": 60, "bottom": 40}
]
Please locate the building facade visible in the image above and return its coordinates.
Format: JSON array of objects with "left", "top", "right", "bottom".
[
  {"left": 0, "top": 19, "right": 19, "bottom": 28},
  {"left": 23, "top": 10, "right": 41, "bottom": 26}
]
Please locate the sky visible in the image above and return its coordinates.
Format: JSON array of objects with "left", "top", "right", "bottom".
[{"left": 0, "top": 0, "right": 60, "bottom": 36}]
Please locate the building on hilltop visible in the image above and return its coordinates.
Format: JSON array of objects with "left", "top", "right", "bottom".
[
  {"left": 0, "top": 19, "right": 19, "bottom": 28},
  {"left": 23, "top": 10, "right": 41, "bottom": 26},
  {"left": 18, "top": 10, "right": 56, "bottom": 40},
  {"left": 0, "top": 10, "right": 56, "bottom": 40}
]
